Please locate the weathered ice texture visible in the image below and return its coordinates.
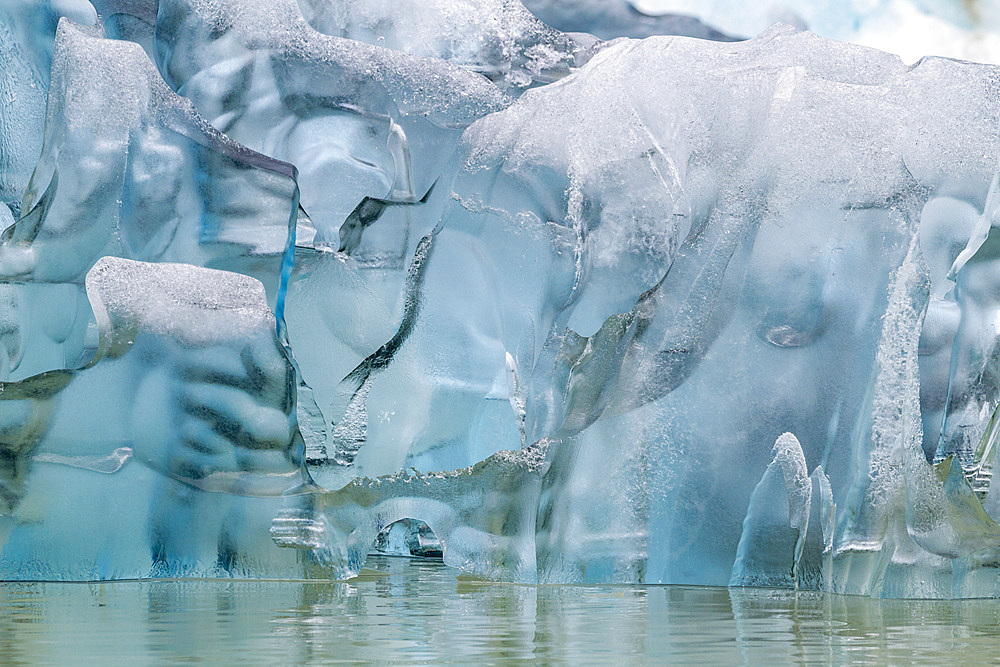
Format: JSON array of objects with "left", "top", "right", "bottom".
[
  {"left": 150, "top": 0, "right": 510, "bottom": 247},
  {"left": 3, "top": 1, "right": 1000, "bottom": 598},
  {"left": 0, "top": 20, "right": 300, "bottom": 379},
  {"left": 0, "top": 21, "right": 320, "bottom": 579},
  {"left": 286, "top": 27, "right": 1000, "bottom": 597},
  {"left": 0, "top": 258, "right": 313, "bottom": 579}
]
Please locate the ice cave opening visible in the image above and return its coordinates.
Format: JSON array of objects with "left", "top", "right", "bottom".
[{"left": 371, "top": 519, "right": 445, "bottom": 560}]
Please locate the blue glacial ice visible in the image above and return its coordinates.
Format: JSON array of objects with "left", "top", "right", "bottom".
[
  {"left": 0, "top": 19, "right": 301, "bottom": 379},
  {"left": 4, "top": 1, "right": 1000, "bottom": 598},
  {"left": 0, "top": 0, "right": 98, "bottom": 218},
  {"left": 149, "top": 0, "right": 510, "bottom": 247},
  {"left": 294, "top": 0, "right": 600, "bottom": 94},
  {"left": 0, "top": 257, "right": 313, "bottom": 579}
]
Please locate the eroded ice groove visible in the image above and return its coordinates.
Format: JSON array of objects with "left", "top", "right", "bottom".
[
  {"left": 522, "top": 0, "right": 740, "bottom": 41},
  {"left": 0, "top": 1, "right": 99, "bottom": 218},
  {"left": 296, "top": 0, "right": 600, "bottom": 94},
  {"left": 146, "top": 0, "right": 510, "bottom": 246},
  {"left": 826, "top": 237, "right": 1000, "bottom": 597},
  {"left": 831, "top": 240, "right": 931, "bottom": 596},
  {"left": 0, "top": 258, "right": 315, "bottom": 579},
  {"left": 323, "top": 227, "right": 438, "bottom": 470},
  {"left": 91, "top": 0, "right": 159, "bottom": 59},
  {"left": 934, "top": 175, "right": 1000, "bottom": 469}
]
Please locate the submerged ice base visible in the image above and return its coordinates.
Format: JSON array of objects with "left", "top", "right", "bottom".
[{"left": 3, "top": 1, "right": 1000, "bottom": 598}]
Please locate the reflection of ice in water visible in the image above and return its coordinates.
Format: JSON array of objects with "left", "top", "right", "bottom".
[{"left": 0, "top": 561, "right": 999, "bottom": 662}]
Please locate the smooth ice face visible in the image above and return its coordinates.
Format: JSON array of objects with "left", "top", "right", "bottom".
[
  {"left": 0, "top": 20, "right": 301, "bottom": 381},
  {"left": 522, "top": 0, "right": 740, "bottom": 41},
  {"left": 148, "top": 0, "right": 510, "bottom": 247},
  {"left": 281, "top": 27, "right": 1000, "bottom": 595},
  {"left": 0, "top": 257, "right": 312, "bottom": 579},
  {"left": 295, "top": 0, "right": 600, "bottom": 94},
  {"left": 0, "top": 0, "right": 98, "bottom": 217},
  {"left": 116, "top": 0, "right": 513, "bottom": 465},
  {"left": 6, "top": 20, "right": 299, "bottom": 286}
]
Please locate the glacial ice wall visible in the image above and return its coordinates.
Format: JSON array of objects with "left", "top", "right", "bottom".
[{"left": 3, "top": 0, "right": 1000, "bottom": 598}]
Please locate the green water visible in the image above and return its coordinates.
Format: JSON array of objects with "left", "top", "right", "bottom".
[{"left": 0, "top": 556, "right": 998, "bottom": 664}]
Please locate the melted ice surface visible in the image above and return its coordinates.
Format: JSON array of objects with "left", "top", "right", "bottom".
[{"left": 2, "top": 1, "right": 1000, "bottom": 597}]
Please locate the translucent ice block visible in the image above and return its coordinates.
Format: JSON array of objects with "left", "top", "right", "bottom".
[{"left": 0, "top": 257, "right": 314, "bottom": 580}]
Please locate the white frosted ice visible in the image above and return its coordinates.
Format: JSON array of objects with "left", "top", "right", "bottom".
[
  {"left": 87, "top": 258, "right": 274, "bottom": 348},
  {"left": 296, "top": 0, "right": 598, "bottom": 93}
]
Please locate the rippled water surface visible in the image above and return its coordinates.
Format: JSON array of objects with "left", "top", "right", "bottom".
[{"left": 1, "top": 556, "right": 999, "bottom": 664}]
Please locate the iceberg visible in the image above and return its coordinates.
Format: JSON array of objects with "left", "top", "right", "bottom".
[
  {"left": 4, "top": 0, "right": 1000, "bottom": 599},
  {"left": 280, "top": 26, "right": 1000, "bottom": 595}
]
